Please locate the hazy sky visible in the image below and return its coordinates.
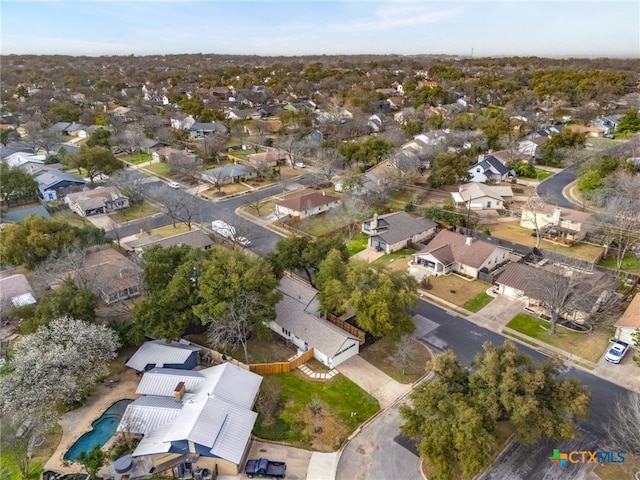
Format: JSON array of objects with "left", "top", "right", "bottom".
[{"left": 1, "top": 1, "right": 639, "bottom": 58}]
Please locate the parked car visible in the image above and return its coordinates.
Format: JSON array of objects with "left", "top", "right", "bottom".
[
  {"left": 604, "top": 340, "right": 629, "bottom": 364},
  {"left": 168, "top": 181, "right": 181, "bottom": 189},
  {"left": 294, "top": 162, "right": 306, "bottom": 168},
  {"left": 245, "top": 459, "right": 286, "bottom": 479},
  {"left": 236, "top": 236, "right": 252, "bottom": 247}
]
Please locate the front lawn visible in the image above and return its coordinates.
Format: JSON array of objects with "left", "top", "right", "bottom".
[
  {"left": 371, "top": 248, "right": 415, "bottom": 269},
  {"left": 463, "top": 292, "right": 494, "bottom": 312},
  {"left": 143, "top": 162, "right": 171, "bottom": 176},
  {"left": 108, "top": 203, "right": 161, "bottom": 223},
  {"left": 598, "top": 254, "right": 640, "bottom": 275},
  {"left": 505, "top": 313, "right": 612, "bottom": 363},
  {"left": 51, "top": 209, "right": 89, "bottom": 228},
  {"left": 253, "top": 372, "right": 380, "bottom": 451},
  {"left": 423, "top": 276, "right": 490, "bottom": 308},
  {"left": 121, "top": 152, "right": 151, "bottom": 165},
  {"left": 359, "top": 336, "right": 431, "bottom": 383},
  {"left": 346, "top": 233, "right": 369, "bottom": 256},
  {"left": 520, "top": 168, "right": 553, "bottom": 181}
]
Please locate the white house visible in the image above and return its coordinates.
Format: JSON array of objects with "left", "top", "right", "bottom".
[
  {"left": 468, "top": 155, "right": 510, "bottom": 183},
  {"left": 275, "top": 191, "right": 341, "bottom": 220},
  {"left": 116, "top": 362, "right": 262, "bottom": 476},
  {"left": 520, "top": 205, "right": 591, "bottom": 243},
  {"left": 451, "top": 183, "right": 514, "bottom": 210},
  {"left": 269, "top": 276, "right": 360, "bottom": 369},
  {"left": 413, "top": 230, "right": 509, "bottom": 279}
]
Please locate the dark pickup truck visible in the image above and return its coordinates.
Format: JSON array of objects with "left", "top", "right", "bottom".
[{"left": 245, "top": 458, "right": 286, "bottom": 479}]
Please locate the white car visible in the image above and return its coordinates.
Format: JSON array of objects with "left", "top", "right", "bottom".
[
  {"left": 294, "top": 162, "right": 306, "bottom": 168},
  {"left": 236, "top": 236, "right": 252, "bottom": 247},
  {"left": 167, "top": 181, "right": 181, "bottom": 189},
  {"left": 604, "top": 341, "right": 629, "bottom": 364}
]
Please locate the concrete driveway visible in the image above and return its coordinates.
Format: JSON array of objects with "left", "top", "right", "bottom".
[
  {"left": 86, "top": 213, "right": 117, "bottom": 231},
  {"left": 467, "top": 295, "right": 525, "bottom": 333},
  {"left": 336, "top": 356, "right": 411, "bottom": 409},
  {"left": 245, "top": 440, "right": 312, "bottom": 480},
  {"left": 591, "top": 348, "right": 639, "bottom": 392},
  {"left": 351, "top": 247, "right": 384, "bottom": 263}
]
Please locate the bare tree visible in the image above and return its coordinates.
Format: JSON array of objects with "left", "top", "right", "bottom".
[
  {"left": 197, "top": 131, "right": 227, "bottom": 164},
  {"left": 109, "top": 169, "right": 147, "bottom": 208},
  {"left": 256, "top": 381, "right": 282, "bottom": 427},
  {"left": 204, "top": 169, "right": 230, "bottom": 195},
  {"left": 166, "top": 151, "right": 203, "bottom": 179},
  {"left": 522, "top": 196, "right": 546, "bottom": 249},
  {"left": 245, "top": 191, "right": 270, "bottom": 217},
  {"left": 116, "top": 125, "right": 146, "bottom": 154},
  {"left": 207, "top": 290, "right": 269, "bottom": 364},
  {"left": 387, "top": 334, "right": 419, "bottom": 375},
  {"left": 605, "top": 391, "right": 640, "bottom": 456},
  {"left": 160, "top": 190, "right": 202, "bottom": 230}
]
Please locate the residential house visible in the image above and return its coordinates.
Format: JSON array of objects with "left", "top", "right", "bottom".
[
  {"left": 47, "top": 122, "right": 77, "bottom": 136},
  {"left": 243, "top": 120, "right": 282, "bottom": 136},
  {"left": 202, "top": 164, "right": 256, "bottom": 185},
  {"left": 518, "top": 136, "right": 547, "bottom": 158},
  {"left": 139, "top": 138, "right": 163, "bottom": 153},
  {"left": 275, "top": 191, "right": 341, "bottom": 220},
  {"left": 152, "top": 147, "right": 186, "bottom": 163},
  {"left": 226, "top": 109, "right": 260, "bottom": 121},
  {"left": 269, "top": 276, "right": 360, "bottom": 368},
  {"left": 367, "top": 114, "right": 383, "bottom": 132},
  {"left": 3, "top": 152, "right": 45, "bottom": 168},
  {"left": 520, "top": 205, "right": 591, "bottom": 244},
  {"left": 613, "top": 294, "right": 640, "bottom": 344},
  {"left": 189, "top": 122, "right": 228, "bottom": 138},
  {"left": 52, "top": 246, "right": 142, "bottom": 305},
  {"left": 257, "top": 105, "right": 283, "bottom": 118},
  {"left": 386, "top": 96, "right": 405, "bottom": 110},
  {"left": 451, "top": 183, "right": 514, "bottom": 210},
  {"left": 245, "top": 150, "right": 291, "bottom": 168},
  {"left": 65, "top": 186, "right": 129, "bottom": 217},
  {"left": 0, "top": 274, "right": 36, "bottom": 317},
  {"left": 32, "top": 169, "right": 86, "bottom": 201},
  {"left": 126, "top": 339, "right": 202, "bottom": 372},
  {"left": 468, "top": 155, "right": 510, "bottom": 183},
  {"left": 361, "top": 212, "right": 437, "bottom": 254},
  {"left": 123, "top": 229, "right": 214, "bottom": 254},
  {"left": 170, "top": 115, "right": 197, "bottom": 131},
  {"left": 412, "top": 230, "right": 509, "bottom": 279},
  {"left": 591, "top": 114, "right": 624, "bottom": 134},
  {"left": 495, "top": 262, "right": 615, "bottom": 324},
  {"left": 117, "top": 362, "right": 261, "bottom": 476},
  {"left": 0, "top": 204, "right": 51, "bottom": 225},
  {"left": 284, "top": 101, "right": 316, "bottom": 113}
]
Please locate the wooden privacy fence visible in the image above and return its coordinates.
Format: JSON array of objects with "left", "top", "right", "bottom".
[
  {"left": 326, "top": 312, "right": 366, "bottom": 345},
  {"left": 249, "top": 348, "right": 314, "bottom": 375}
]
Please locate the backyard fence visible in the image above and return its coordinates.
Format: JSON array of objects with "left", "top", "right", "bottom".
[
  {"left": 249, "top": 348, "right": 314, "bottom": 375},
  {"left": 326, "top": 312, "right": 366, "bottom": 345},
  {"left": 188, "top": 339, "right": 315, "bottom": 375}
]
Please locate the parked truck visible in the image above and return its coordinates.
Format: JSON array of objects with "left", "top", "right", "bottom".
[
  {"left": 244, "top": 458, "right": 286, "bottom": 479},
  {"left": 211, "top": 220, "right": 251, "bottom": 246}
]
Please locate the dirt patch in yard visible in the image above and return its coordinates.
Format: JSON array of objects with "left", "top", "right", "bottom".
[{"left": 425, "top": 276, "right": 490, "bottom": 307}]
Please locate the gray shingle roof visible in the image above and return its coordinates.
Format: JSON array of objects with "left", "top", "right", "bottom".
[
  {"left": 416, "top": 230, "right": 507, "bottom": 269},
  {"left": 275, "top": 279, "right": 359, "bottom": 358},
  {"left": 367, "top": 211, "right": 435, "bottom": 246}
]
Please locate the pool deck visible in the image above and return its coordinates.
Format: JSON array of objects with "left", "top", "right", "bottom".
[{"left": 45, "top": 369, "right": 140, "bottom": 475}]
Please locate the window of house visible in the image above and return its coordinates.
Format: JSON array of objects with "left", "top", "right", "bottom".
[{"left": 487, "top": 201, "right": 492, "bottom": 208}]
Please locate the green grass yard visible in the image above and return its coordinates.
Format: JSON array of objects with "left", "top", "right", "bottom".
[
  {"left": 371, "top": 248, "right": 414, "bottom": 269},
  {"left": 253, "top": 372, "right": 379, "bottom": 451},
  {"left": 121, "top": 152, "right": 151, "bottom": 165},
  {"left": 143, "top": 162, "right": 171, "bottom": 176},
  {"left": 346, "top": 233, "right": 369, "bottom": 256},
  {"left": 108, "top": 203, "right": 161, "bottom": 223},
  {"left": 463, "top": 292, "right": 494, "bottom": 312},
  {"left": 598, "top": 254, "right": 640, "bottom": 275},
  {"left": 505, "top": 313, "right": 612, "bottom": 363}
]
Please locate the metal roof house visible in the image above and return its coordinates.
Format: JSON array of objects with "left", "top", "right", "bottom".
[
  {"left": 269, "top": 276, "right": 360, "bottom": 368},
  {"left": 117, "top": 362, "right": 262, "bottom": 476},
  {"left": 126, "top": 340, "right": 202, "bottom": 372}
]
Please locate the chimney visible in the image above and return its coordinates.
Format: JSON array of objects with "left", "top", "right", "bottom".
[
  {"left": 553, "top": 208, "right": 562, "bottom": 226},
  {"left": 174, "top": 381, "right": 185, "bottom": 401},
  {"left": 465, "top": 236, "right": 473, "bottom": 246},
  {"left": 322, "top": 190, "right": 326, "bottom": 196},
  {"left": 371, "top": 213, "right": 379, "bottom": 230}
]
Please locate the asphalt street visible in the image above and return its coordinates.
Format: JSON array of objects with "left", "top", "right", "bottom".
[
  {"left": 106, "top": 169, "right": 313, "bottom": 256},
  {"left": 336, "top": 299, "right": 631, "bottom": 480}
]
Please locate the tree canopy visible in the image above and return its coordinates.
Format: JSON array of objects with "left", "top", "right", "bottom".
[
  {"left": 400, "top": 342, "right": 591, "bottom": 480},
  {"left": 315, "top": 252, "right": 417, "bottom": 338},
  {"left": 0, "top": 216, "right": 108, "bottom": 269},
  {"left": 69, "top": 144, "right": 123, "bottom": 183},
  {"left": 0, "top": 163, "right": 39, "bottom": 202},
  {"left": 427, "top": 152, "right": 470, "bottom": 187},
  {"left": 0, "top": 317, "right": 120, "bottom": 420}
]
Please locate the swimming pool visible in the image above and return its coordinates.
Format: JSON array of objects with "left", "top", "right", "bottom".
[{"left": 64, "top": 399, "right": 133, "bottom": 462}]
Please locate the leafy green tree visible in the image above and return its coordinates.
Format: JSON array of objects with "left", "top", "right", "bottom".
[
  {"left": 71, "top": 144, "right": 123, "bottom": 183},
  {"left": 508, "top": 160, "right": 536, "bottom": 178},
  {"left": 478, "top": 113, "right": 509, "bottom": 150},
  {"left": 450, "top": 112, "right": 476, "bottom": 131},
  {"left": 133, "top": 247, "right": 206, "bottom": 341},
  {"left": 428, "top": 152, "right": 470, "bottom": 187},
  {"left": 421, "top": 203, "right": 467, "bottom": 228},
  {"left": 315, "top": 249, "right": 351, "bottom": 315},
  {"left": 400, "top": 342, "right": 591, "bottom": 480},
  {"left": 402, "top": 121, "right": 423, "bottom": 137},
  {"left": 338, "top": 141, "right": 361, "bottom": 168},
  {"left": 616, "top": 110, "right": 640, "bottom": 134},
  {"left": 412, "top": 86, "right": 450, "bottom": 108},
  {"left": 0, "top": 163, "right": 39, "bottom": 202},
  {"left": 0, "top": 216, "right": 106, "bottom": 270},
  {"left": 77, "top": 445, "right": 107, "bottom": 480},
  {"left": 48, "top": 103, "right": 82, "bottom": 123},
  {"left": 85, "top": 127, "right": 112, "bottom": 148},
  {"left": 11, "top": 277, "right": 97, "bottom": 334},
  {"left": 0, "top": 128, "right": 19, "bottom": 146}
]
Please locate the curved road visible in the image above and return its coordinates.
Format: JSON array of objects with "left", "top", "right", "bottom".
[
  {"left": 336, "top": 298, "right": 629, "bottom": 480},
  {"left": 536, "top": 136, "right": 640, "bottom": 208}
]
